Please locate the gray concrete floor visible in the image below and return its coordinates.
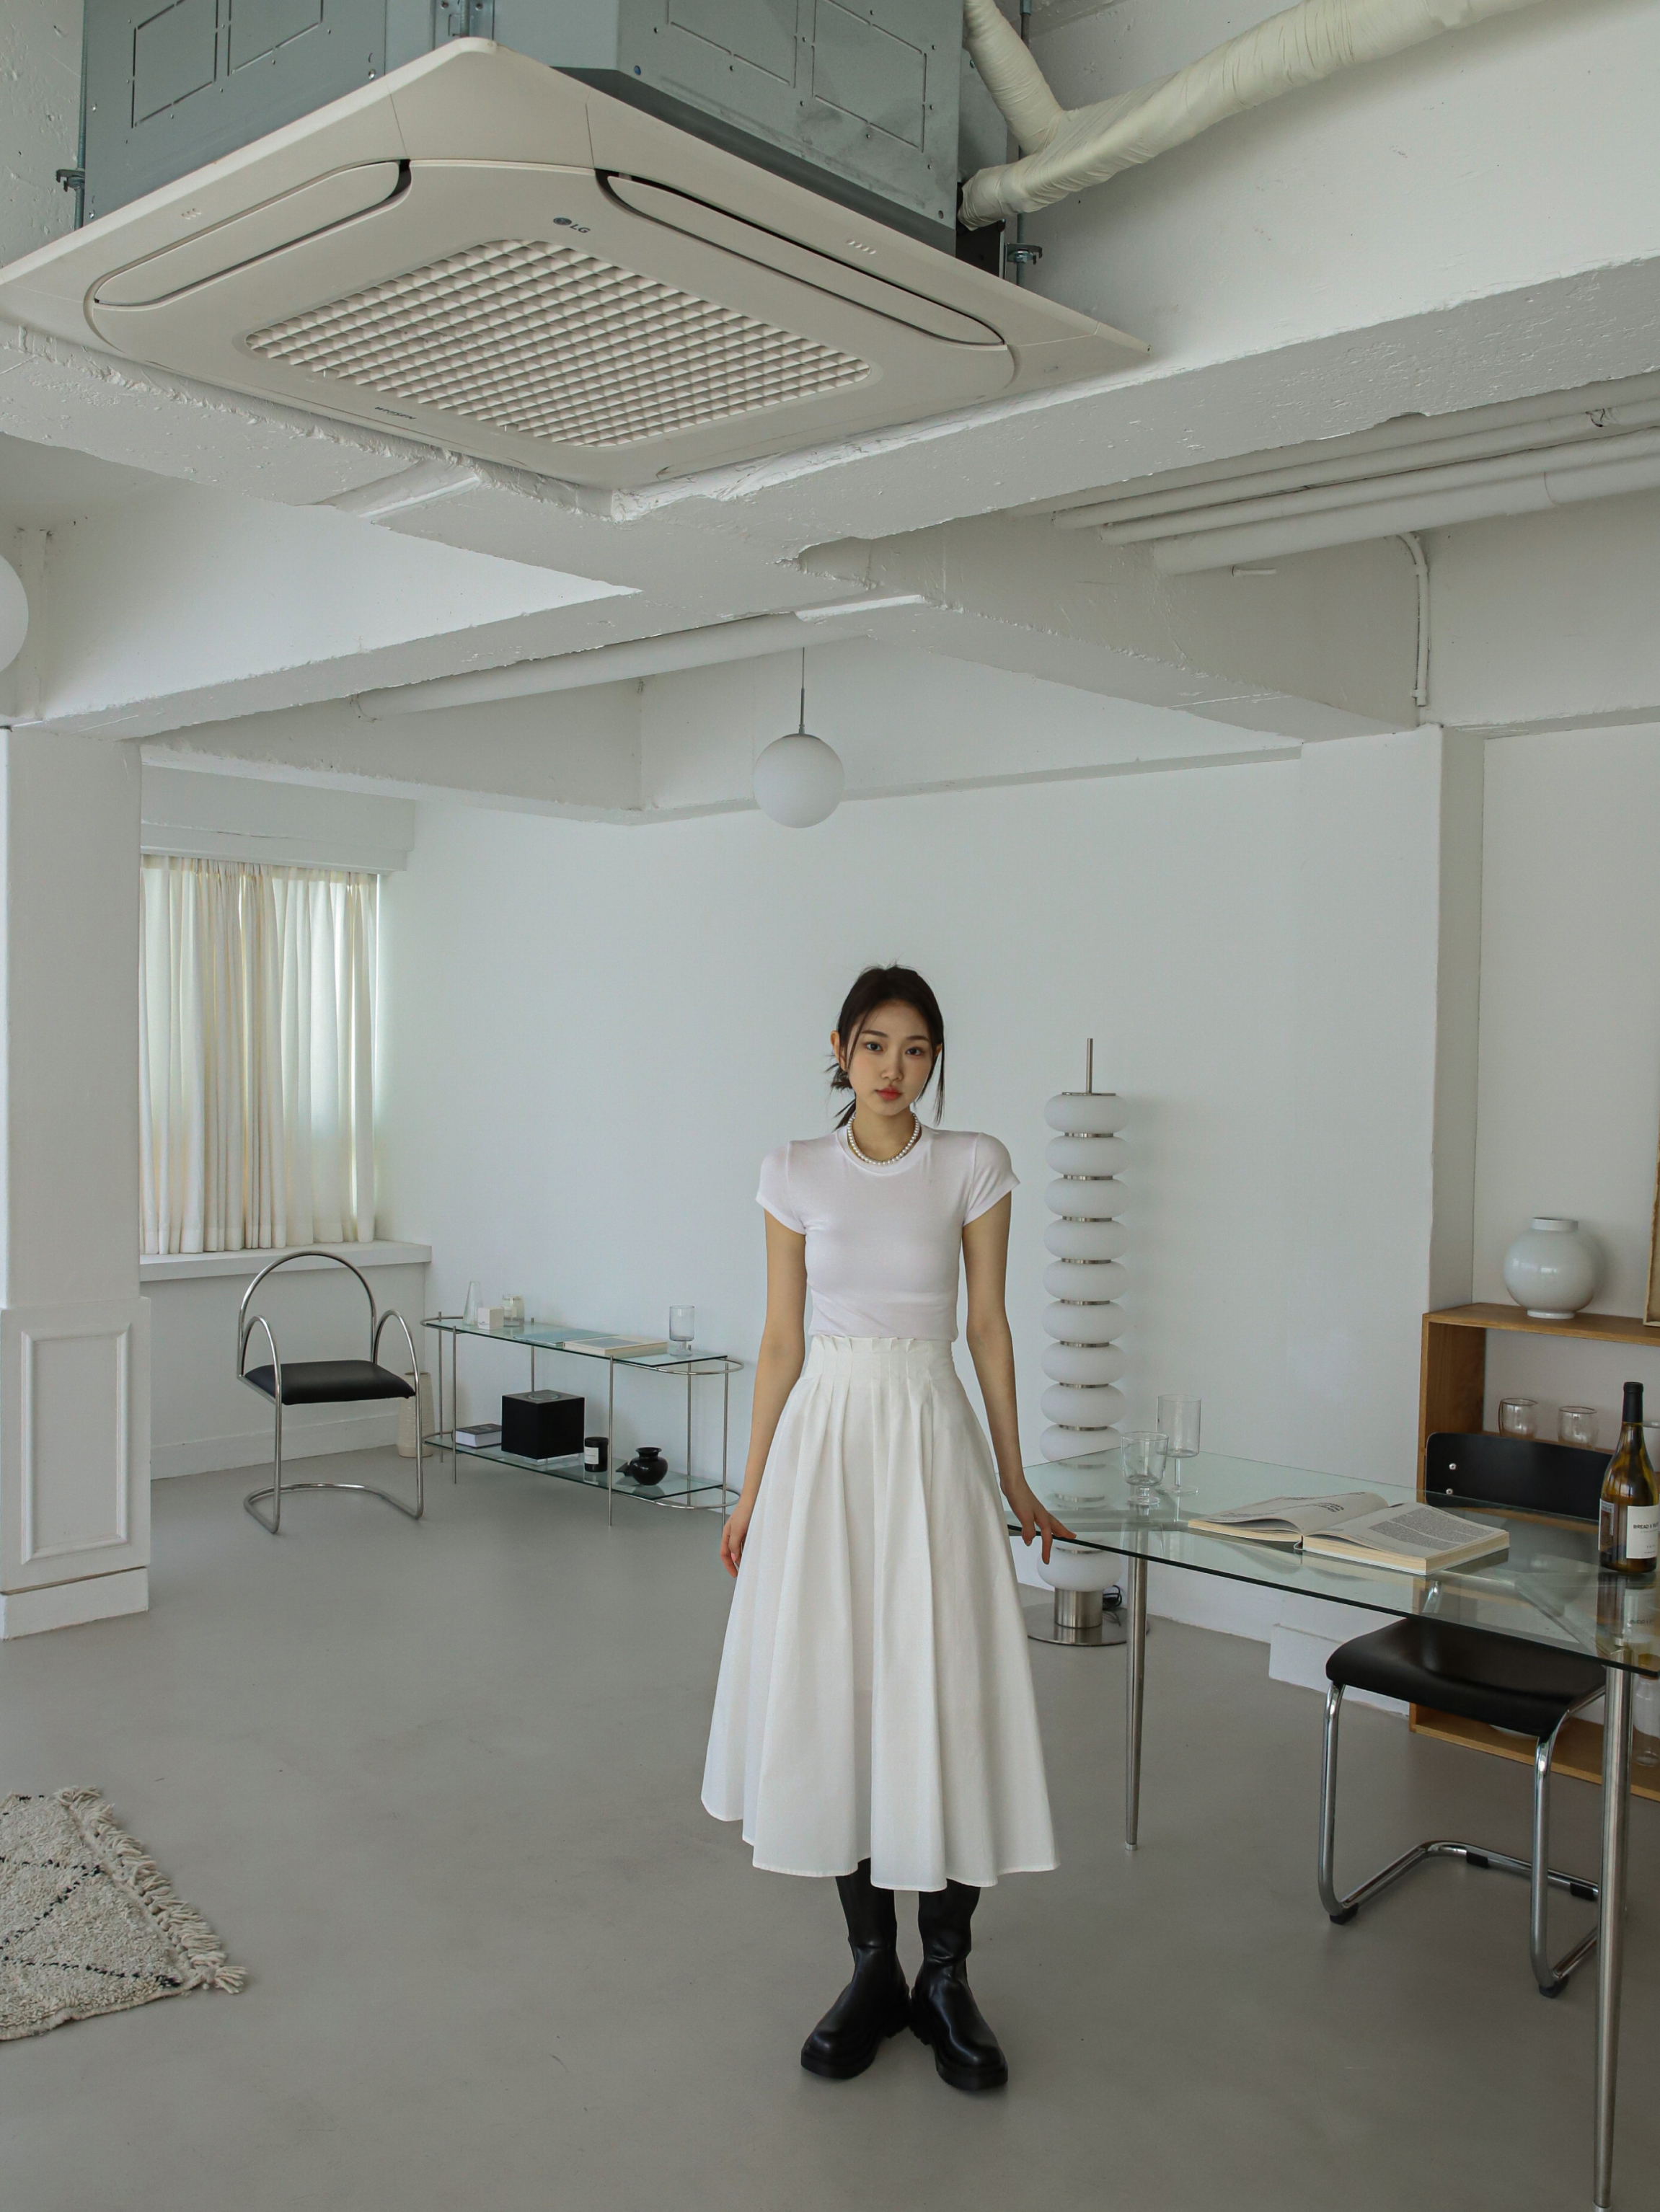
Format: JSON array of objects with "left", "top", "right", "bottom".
[{"left": 0, "top": 1446, "right": 1654, "bottom": 2212}]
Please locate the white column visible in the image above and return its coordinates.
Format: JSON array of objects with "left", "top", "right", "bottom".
[
  {"left": 1267, "top": 725, "right": 1483, "bottom": 1691},
  {"left": 1284, "top": 725, "right": 1484, "bottom": 1484},
  {"left": 0, "top": 728, "right": 149, "bottom": 1636}
]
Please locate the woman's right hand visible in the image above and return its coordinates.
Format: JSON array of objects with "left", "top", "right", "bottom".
[{"left": 720, "top": 1492, "right": 756, "bottom": 1578}]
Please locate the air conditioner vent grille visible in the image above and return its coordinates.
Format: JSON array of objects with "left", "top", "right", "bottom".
[{"left": 244, "top": 239, "right": 870, "bottom": 448}]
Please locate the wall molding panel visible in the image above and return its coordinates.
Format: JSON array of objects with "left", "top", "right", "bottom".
[{"left": 0, "top": 1299, "right": 151, "bottom": 1629}]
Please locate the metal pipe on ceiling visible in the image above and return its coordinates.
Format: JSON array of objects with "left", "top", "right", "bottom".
[
  {"left": 1104, "top": 425, "right": 1660, "bottom": 547},
  {"left": 1048, "top": 373, "right": 1660, "bottom": 532},
  {"left": 1059, "top": 404, "right": 1660, "bottom": 531},
  {"left": 1149, "top": 449, "right": 1660, "bottom": 572}
]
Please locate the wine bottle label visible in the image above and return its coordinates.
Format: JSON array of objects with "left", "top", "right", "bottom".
[{"left": 1626, "top": 1503, "right": 1660, "bottom": 1562}]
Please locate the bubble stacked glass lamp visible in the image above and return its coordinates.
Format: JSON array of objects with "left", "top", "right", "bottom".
[{"left": 1041, "top": 1053, "right": 1127, "bottom": 1464}]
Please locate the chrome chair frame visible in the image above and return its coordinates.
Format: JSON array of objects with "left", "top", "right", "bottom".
[
  {"left": 1317, "top": 1676, "right": 1602, "bottom": 1996},
  {"left": 237, "top": 1250, "right": 424, "bottom": 1534}
]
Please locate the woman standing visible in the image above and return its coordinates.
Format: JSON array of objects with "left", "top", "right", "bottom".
[{"left": 702, "top": 965, "right": 1071, "bottom": 2092}]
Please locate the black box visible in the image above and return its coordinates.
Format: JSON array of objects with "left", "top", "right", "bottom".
[{"left": 500, "top": 1390, "right": 585, "bottom": 1462}]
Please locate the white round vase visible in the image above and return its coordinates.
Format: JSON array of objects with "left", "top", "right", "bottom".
[{"left": 1502, "top": 1217, "right": 1598, "bottom": 1320}]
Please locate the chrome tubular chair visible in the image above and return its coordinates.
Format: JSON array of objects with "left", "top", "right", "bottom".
[
  {"left": 237, "top": 1251, "right": 424, "bottom": 1534},
  {"left": 1317, "top": 1433, "right": 1607, "bottom": 1996}
]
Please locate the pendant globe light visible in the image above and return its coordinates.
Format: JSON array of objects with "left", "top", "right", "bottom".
[{"left": 752, "top": 651, "right": 844, "bottom": 828}]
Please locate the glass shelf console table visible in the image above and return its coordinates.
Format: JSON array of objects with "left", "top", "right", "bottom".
[{"left": 423, "top": 1317, "right": 740, "bottom": 1523}]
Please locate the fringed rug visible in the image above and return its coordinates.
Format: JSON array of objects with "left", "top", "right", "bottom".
[{"left": 0, "top": 1788, "right": 242, "bottom": 2040}]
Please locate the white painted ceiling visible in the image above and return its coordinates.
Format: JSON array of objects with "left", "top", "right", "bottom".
[{"left": 1, "top": 0, "right": 1657, "bottom": 820}]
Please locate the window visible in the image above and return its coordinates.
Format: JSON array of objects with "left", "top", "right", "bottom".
[{"left": 138, "top": 857, "right": 376, "bottom": 1256}]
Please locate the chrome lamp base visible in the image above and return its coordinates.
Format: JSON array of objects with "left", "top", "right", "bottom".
[{"left": 1024, "top": 1586, "right": 1127, "bottom": 1647}]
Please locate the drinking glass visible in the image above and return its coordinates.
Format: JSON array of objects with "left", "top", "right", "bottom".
[
  {"left": 669, "top": 1305, "right": 696, "bottom": 1358},
  {"left": 1156, "top": 1395, "right": 1201, "bottom": 1491},
  {"left": 1558, "top": 1404, "right": 1597, "bottom": 1448},
  {"left": 1121, "top": 1430, "right": 1170, "bottom": 1502},
  {"left": 1498, "top": 1397, "right": 1537, "bottom": 1439}
]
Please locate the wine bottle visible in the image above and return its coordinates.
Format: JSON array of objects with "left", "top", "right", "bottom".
[{"left": 1599, "top": 1381, "right": 1659, "bottom": 1576}]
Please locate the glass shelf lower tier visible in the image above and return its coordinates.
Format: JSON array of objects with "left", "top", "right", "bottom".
[{"left": 427, "top": 1433, "right": 727, "bottom": 1508}]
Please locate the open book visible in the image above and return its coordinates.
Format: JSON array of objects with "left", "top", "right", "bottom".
[{"left": 1189, "top": 1492, "right": 1508, "bottom": 1573}]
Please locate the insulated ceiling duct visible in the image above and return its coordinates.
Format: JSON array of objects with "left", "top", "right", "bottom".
[
  {"left": 0, "top": 44, "right": 1145, "bottom": 491},
  {"left": 960, "top": 0, "right": 1556, "bottom": 227}
]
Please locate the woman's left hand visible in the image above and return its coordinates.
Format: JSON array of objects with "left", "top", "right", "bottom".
[{"left": 1004, "top": 1478, "right": 1074, "bottom": 1563}]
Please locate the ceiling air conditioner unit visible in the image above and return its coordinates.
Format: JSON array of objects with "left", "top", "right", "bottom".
[{"left": 0, "top": 42, "right": 1145, "bottom": 490}]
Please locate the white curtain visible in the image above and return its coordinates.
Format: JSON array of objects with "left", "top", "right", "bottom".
[{"left": 139, "top": 857, "right": 377, "bottom": 1256}]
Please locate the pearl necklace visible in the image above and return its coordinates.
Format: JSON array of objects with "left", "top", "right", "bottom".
[{"left": 847, "top": 1113, "right": 922, "bottom": 1167}]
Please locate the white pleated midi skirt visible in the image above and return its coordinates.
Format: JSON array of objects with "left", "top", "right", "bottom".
[{"left": 701, "top": 1337, "right": 1056, "bottom": 1891}]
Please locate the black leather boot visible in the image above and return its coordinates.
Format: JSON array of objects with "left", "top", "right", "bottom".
[
  {"left": 910, "top": 1882, "right": 1008, "bottom": 2092},
  {"left": 800, "top": 1862, "right": 910, "bottom": 2080}
]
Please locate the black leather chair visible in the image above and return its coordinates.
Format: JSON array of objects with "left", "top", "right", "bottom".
[
  {"left": 1317, "top": 1433, "right": 1606, "bottom": 1995},
  {"left": 236, "top": 1251, "right": 423, "bottom": 1533}
]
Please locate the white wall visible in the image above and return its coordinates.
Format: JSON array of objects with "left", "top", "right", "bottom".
[
  {"left": 378, "top": 761, "right": 1304, "bottom": 1498},
  {"left": 1428, "top": 492, "right": 1660, "bottom": 733},
  {"left": 1285, "top": 726, "right": 1481, "bottom": 1483},
  {"left": 1474, "top": 725, "right": 1660, "bottom": 1441},
  {"left": 374, "top": 711, "right": 1482, "bottom": 1673}
]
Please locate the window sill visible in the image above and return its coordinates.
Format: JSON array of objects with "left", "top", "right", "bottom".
[{"left": 140, "top": 1240, "right": 431, "bottom": 1285}]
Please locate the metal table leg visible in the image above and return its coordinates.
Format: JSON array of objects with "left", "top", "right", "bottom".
[
  {"left": 686, "top": 1365, "right": 693, "bottom": 1506},
  {"left": 721, "top": 1364, "right": 730, "bottom": 1518},
  {"left": 1125, "top": 1551, "right": 1147, "bottom": 1850},
  {"left": 433, "top": 1324, "right": 443, "bottom": 1462},
  {"left": 607, "top": 1361, "right": 615, "bottom": 1527},
  {"left": 1594, "top": 1663, "right": 1634, "bottom": 2210}
]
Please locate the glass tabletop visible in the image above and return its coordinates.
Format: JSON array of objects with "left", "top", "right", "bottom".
[
  {"left": 1015, "top": 1447, "right": 1660, "bottom": 1675},
  {"left": 423, "top": 1317, "right": 737, "bottom": 1371}
]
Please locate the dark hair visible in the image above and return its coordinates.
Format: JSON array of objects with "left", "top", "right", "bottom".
[{"left": 828, "top": 965, "right": 945, "bottom": 1128}]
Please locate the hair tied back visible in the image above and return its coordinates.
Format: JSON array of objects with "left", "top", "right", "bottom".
[{"left": 828, "top": 964, "right": 946, "bottom": 1129}]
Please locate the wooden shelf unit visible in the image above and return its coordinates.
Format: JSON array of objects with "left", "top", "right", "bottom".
[
  {"left": 1418, "top": 1301, "right": 1660, "bottom": 1464},
  {"left": 1413, "top": 1302, "right": 1660, "bottom": 1804},
  {"left": 1412, "top": 1708, "right": 1660, "bottom": 1801}
]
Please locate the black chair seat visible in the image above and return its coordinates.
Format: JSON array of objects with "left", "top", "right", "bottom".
[
  {"left": 243, "top": 1360, "right": 414, "bottom": 1407},
  {"left": 1328, "top": 1617, "right": 1604, "bottom": 1740}
]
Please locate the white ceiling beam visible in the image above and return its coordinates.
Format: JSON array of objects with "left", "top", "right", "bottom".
[
  {"left": 4, "top": 249, "right": 1659, "bottom": 746},
  {"left": 358, "top": 611, "right": 873, "bottom": 717},
  {"left": 800, "top": 514, "right": 1420, "bottom": 735},
  {"left": 141, "top": 684, "right": 645, "bottom": 818},
  {"left": 22, "top": 479, "right": 634, "bottom": 737}
]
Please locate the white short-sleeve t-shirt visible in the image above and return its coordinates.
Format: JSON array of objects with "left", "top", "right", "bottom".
[{"left": 756, "top": 1125, "right": 1017, "bottom": 1342}]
